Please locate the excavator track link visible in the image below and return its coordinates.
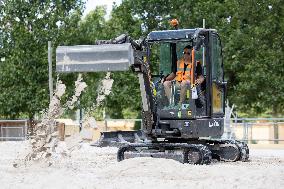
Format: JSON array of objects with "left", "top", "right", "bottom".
[
  {"left": 183, "top": 144, "right": 212, "bottom": 164},
  {"left": 205, "top": 139, "right": 249, "bottom": 162},
  {"left": 235, "top": 140, "right": 249, "bottom": 161},
  {"left": 117, "top": 143, "right": 212, "bottom": 165}
]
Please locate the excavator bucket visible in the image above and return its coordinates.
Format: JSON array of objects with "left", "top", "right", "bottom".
[
  {"left": 56, "top": 43, "right": 134, "bottom": 72},
  {"left": 92, "top": 130, "right": 145, "bottom": 147}
]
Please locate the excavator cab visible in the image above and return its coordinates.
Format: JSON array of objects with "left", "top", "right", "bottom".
[
  {"left": 149, "top": 41, "right": 206, "bottom": 118},
  {"left": 144, "top": 29, "right": 226, "bottom": 138}
]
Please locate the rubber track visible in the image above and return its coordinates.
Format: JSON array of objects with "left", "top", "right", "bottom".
[
  {"left": 222, "top": 140, "right": 249, "bottom": 162},
  {"left": 117, "top": 143, "right": 212, "bottom": 165},
  {"left": 204, "top": 139, "right": 249, "bottom": 162},
  {"left": 234, "top": 140, "right": 249, "bottom": 161},
  {"left": 183, "top": 144, "right": 212, "bottom": 164}
]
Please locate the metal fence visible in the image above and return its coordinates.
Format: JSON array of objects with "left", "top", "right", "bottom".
[
  {"left": 1, "top": 117, "right": 283, "bottom": 143},
  {"left": 0, "top": 120, "right": 28, "bottom": 141},
  {"left": 229, "top": 118, "right": 284, "bottom": 144},
  {"left": 104, "top": 119, "right": 142, "bottom": 131},
  {"left": 104, "top": 118, "right": 284, "bottom": 144}
]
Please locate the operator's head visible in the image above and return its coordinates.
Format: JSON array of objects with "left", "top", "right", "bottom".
[{"left": 183, "top": 45, "right": 192, "bottom": 57}]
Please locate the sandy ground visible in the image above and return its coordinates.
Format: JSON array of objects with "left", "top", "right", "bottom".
[{"left": 0, "top": 140, "right": 284, "bottom": 189}]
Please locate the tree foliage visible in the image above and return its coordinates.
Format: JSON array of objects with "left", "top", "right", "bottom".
[
  {"left": 114, "top": 0, "right": 284, "bottom": 116},
  {"left": 0, "top": 0, "right": 84, "bottom": 118},
  {"left": 77, "top": 4, "right": 143, "bottom": 119},
  {"left": 0, "top": 0, "right": 283, "bottom": 118},
  {"left": 224, "top": 0, "right": 284, "bottom": 115}
]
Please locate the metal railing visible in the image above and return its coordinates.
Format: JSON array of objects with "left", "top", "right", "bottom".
[
  {"left": 1, "top": 117, "right": 282, "bottom": 144},
  {"left": 230, "top": 118, "right": 284, "bottom": 144},
  {"left": 104, "top": 119, "right": 142, "bottom": 131},
  {"left": 0, "top": 120, "right": 28, "bottom": 141},
  {"left": 104, "top": 118, "right": 284, "bottom": 144}
]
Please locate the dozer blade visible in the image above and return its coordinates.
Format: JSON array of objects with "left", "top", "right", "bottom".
[
  {"left": 92, "top": 130, "right": 145, "bottom": 147},
  {"left": 56, "top": 43, "right": 134, "bottom": 73}
]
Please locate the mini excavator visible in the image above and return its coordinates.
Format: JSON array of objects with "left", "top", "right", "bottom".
[{"left": 56, "top": 20, "right": 249, "bottom": 164}]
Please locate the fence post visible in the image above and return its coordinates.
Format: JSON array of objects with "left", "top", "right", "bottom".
[
  {"left": 24, "top": 120, "right": 27, "bottom": 140},
  {"left": 103, "top": 108, "right": 108, "bottom": 131},
  {"left": 249, "top": 122, "right": 253, "bottom": 144},
  {"left": 58, "top": 122, "right": 65, "bottom": 141},
  {"left": 48, "top": 41, "right": 53, "bottom": 102},
  {"left": 242, "top": 119, "right": 246, "bottom": 141},
  {"left": 105, "top": 119, "right": 108, "bottom": 131},
  {"left": 273, "top": 121, "right": 279, "bottom": 144}
]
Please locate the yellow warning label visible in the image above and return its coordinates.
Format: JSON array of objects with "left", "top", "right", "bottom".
[{"left": 187, "top": 111, "right": 192, "bottom": 116}]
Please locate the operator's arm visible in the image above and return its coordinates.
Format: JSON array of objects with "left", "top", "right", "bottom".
[
  {"left": 196, "top": 75, "right": 204, "bottom": 85},
  {"left": 164, "top": 72, "right": 176, "bottom": 81},
  {"left": 195, "top": 61, "right": 204, "bottom": 85}
]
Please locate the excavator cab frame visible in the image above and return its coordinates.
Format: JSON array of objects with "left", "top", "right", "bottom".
[
  {"left": 146, "top": 29, "right": 226, "bottom": 117},
  {"left": 138, "top": 29, "right": 227, "bottom": 139}
]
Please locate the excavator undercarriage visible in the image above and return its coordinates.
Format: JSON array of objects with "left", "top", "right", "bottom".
[{"left": 94, "top": 130, "right": 249, "bottom": 164}]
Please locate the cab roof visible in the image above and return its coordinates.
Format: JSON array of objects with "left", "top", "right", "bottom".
[{"left": 146, "top": 28, "right": 216, "bottom": 42}]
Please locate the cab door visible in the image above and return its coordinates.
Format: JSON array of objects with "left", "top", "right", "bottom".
[{"left": 210, "top": 33, "right": 225, "bottom": 117}]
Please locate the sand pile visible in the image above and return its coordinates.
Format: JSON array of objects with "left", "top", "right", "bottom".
[{"left": 1, "top": 141, "right": 284, "bottom": 189}]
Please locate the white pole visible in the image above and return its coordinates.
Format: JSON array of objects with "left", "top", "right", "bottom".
[
  {"left": 48, "top": 41, "right": 53, "bottom": 102},
  {"left": 202, "top": 19, "right": 205, "bottom": 67}
]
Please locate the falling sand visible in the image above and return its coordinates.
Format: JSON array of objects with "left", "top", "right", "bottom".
[
  {"left": 14, "top": 72, "right": 113, "bottom": 167},
  {"left": 96, "top": 72, "right": 114, "bottom": 107},
  {"left": 14, "top": 74, "right": 86, "bottom": 166},
  {"left": 83, "top": 72, "right": 113, "bottom": 126},
  {"left": 66, "top": 74, "right": 87, "bottom": 110}
]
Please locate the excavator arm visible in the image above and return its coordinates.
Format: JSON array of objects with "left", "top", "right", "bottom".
[{"left": 56, "top": 34, "right": 157, "bottom": 138}]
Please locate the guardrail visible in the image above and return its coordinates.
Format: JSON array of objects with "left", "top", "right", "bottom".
[
  {"left": 104, "top": 119, "right": 142, "bottom": 131},
  {"left": 231, "top": 118, "right": 284, "bottom": 144},
  {"left": 104, "top": 118, "right": 284, "bottom": 144},
  {"left": 1, "top": 117, "right": 282, "bottom": 144},
  {"left": 0, "top": 120, "right": 28, "bottom": 141}
]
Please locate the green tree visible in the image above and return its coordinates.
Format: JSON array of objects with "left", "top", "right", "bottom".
[
  {"left": 76, "top": 3, "right": 144, "bottom": 119},
  {"left": 76, "top": 5, "right": 108, "bottom": 44},
  {"left": 113, "top": 0, "right": 284, "bottom": 116},
  {"left": 0, "top": 0, "right": 84, "bottom": 119},
  {"left": 103, "top": 2, "right": 143, "bottom": 118},
  {"left": 1, "top": 0, "right": 283, "bottom": 119},
  {"left": 223, "top": 0, "right": 284, "bottom": 116}
]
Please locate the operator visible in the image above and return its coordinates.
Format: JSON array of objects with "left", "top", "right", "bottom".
[{"left": 162, "top": 45, "right": 204, "bottom": 104}]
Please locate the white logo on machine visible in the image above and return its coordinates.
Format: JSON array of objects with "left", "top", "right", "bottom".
[
  {"left": 184, "top": 121, "right": 190, "bottom": 127},
  {"left": 209, "top": 120, "right": 220, "bottom": 128}
]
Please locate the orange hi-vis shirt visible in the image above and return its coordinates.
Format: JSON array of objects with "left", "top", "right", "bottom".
[{"left": 175, "top": 59, "right": 192, "bottom": 82}]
